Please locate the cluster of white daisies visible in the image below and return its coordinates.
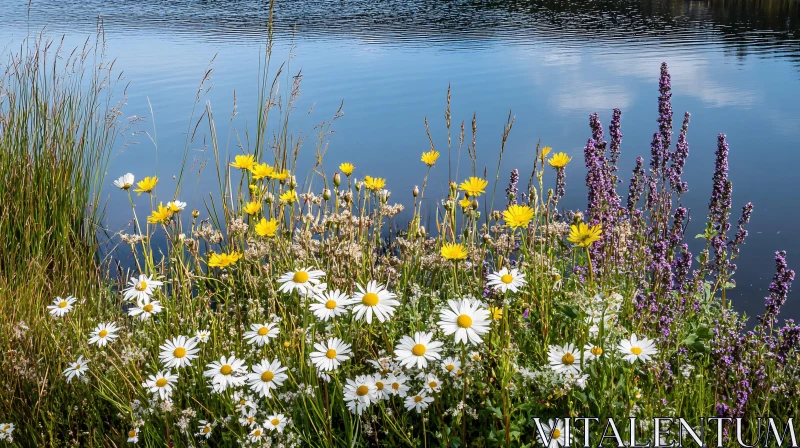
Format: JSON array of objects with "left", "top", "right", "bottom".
[{"left": 0, "top": 423, "right": 14, "bottom": 443}]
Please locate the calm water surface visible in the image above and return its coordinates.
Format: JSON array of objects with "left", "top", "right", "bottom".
[{"left": 2, "top": 0, "right": 800, "bottom": 321}]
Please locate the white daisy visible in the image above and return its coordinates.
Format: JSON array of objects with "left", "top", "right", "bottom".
[
  {"left": 113, "top": 173, "right": 135, "bottom": 190},
  {"left": 309, "top": 289, "right": 354, "bottom": 321},
  {"left": 167, "top": 200, "right": 186, "bottom": 211},
  {"left": 243, "top": 323, "right": 280, "bottom": 346},
  {"left": 248, "top": 426, "right": 266, "bottom": 443},
  {"left": 437, "top": 298, "right": 492, "bottom": 345},
  {"left": 583, "top": 343, "right": 604, "bottom": 362},
  {"left": 486, "top": 267, "right": 527, "bottom": 293},
  {"left": 63, "top": 355, "right": 89, "bottom": 383},
  {"left": 143, "top": 370, "right": 178, "bottom": 400},
  {"left": 277, "top": 267, "right": 326, "bottom": 295},
  {"left": 195, "top": 329, "right": 211, "bottom": 343},
  {"left": 386, "top": 373, "right": 410, "bottom": 397},
  {"left": 423, "top": 373, "right": 442, "bottom": 393},
  {"left": 265, "top": 414, "right": 287, "bottom": 433},
  {"left": 394, "top": 331, "right": 443, "bottom": 369},
  {"left": 350, "top": 280, "right": 400, "bottom": 324},
  {"left": 128, "top": 297, "right": 163, "bottom": 321},
  {"left": 204, "top": 355, "right": 247, "bottom": 392},
  {"left": 122, "top": 274, "right": 163, "bottom": 303},
  {"left": 47, "top": 296, "right": 77, "bottom": 318},
  {"left": 618, "top": 333, "right": 658, "bottom": 363},
  {"left": 239, "top": 408, "right": 258, "bottom": 427},
  {"left": 547, "top": 343, "right": 581, "bottom": 374},
  {"left": 370, "top": 373, "right": 391, "bottom": 400},
  {"left": 126, "top": 428, "right": 139, "bottom": 443},
  {"left": 196, "top": 420, "right": 215, "bottom": 439},
  {"left": 88, "top": 322, "right": 120, "bottom": 347},
  {"left": 441, "top": 357, "right": 462, "bottom": 376},
  {"left": 404, "top": 390, "right": 434, "bottom": 413},
  {"left": 246, "top": 358, "right": 288, "bottom": 398},
  {"left": 233, "top": 390, "right": 258, "bottom": 414},
  {"left": 159, "top": 336, "right": 200, "bottom": 368},
  {"left": 367, "top": 356, "right": 401, "bottom": 376},
  {"left": 310, "top": 338, "right": 352, "bottom": 372},
  {"left": 538, "top": 418, "right": 567, "bottom": 448},
  {"left": 1, "top": 423, "right": 15, "bottom": 440},
  {"left": 343, "top": 375, "right": 378, "bottom": 415}
]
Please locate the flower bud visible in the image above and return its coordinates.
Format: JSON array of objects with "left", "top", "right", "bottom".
[
  {"left": 355, "top": 180, "right": 361, "bottom": 192},
  {"left": 333, "top": 172, "right": 341, "bottom": 187},
  {"left": 322, "top": 189, "right": 331, "bottom": 200},
  {"left": 419, "top": 226, "right": 426, "bottom": 238},
  {"left": 413, "top": 185, "right": 419, "bottom": 197},
  {"left": 192, "top": 209, "right": 200, "bottom": 218},
  {"left": 289, "top": 175, "right": 297, "bottom": 189},
  {"left": 449, "top": 181, "right": 458, "bottom": 197},
  {"left": 471, "top": 199, "right": 479, "bottom": 210}
]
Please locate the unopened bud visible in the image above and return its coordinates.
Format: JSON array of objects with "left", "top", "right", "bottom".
[
  {"left": 333, "top": 172, "right": 341, "bottom": 187},
  {"left": 289, "top": 175, "right": 297, "bottom": 189},
  {"left": 413, "top": 185, "right": 419, "bottom": 197},
  {"left": 449, "top": 181, "right": 458, "bottom": 197},
  {"left": 471, "top": 199, "right": 479, "bottom": 210},
  {"left": 322, "top": 189, "right": 331, "bottom": 200},
  {"left": 192, "top": 209, "right": 200, "bottom": 218}
]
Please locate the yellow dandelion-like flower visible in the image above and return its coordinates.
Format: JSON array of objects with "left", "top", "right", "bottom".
[
  {"left": 421, "top": 150, "right": 440, "bottom": 167},
  {"left": 279, "top": 189, "right": 298, "bottom": 203},
  {"left": 250, "top": 163, "right": 274, "bottom": 180},
  {"left": 459, "top": 197, "right": 472, "bottom": 211},
  {"left": 243, "top": 201, "right": 262, "bottom": 215},
  {"left": 147, "top": 203, "right": 173, "bottom": 224},
  {"left": 458, "top": 177, "right": 488, "bottom": 197},
  {"left": 539, "top": 146, "right": 553, "bottom": 160},
  {"left": 134, "top": 176, "right": 158, "bottom": 195},
  {"left": 503, "top": 205, "right": 535, "bottom": 229},
  {"left": 270, "top": 169, "right": 290, "bottom": 181},
  {"left": 255, "top": 218, "right": 279, "bottom": 238},
  {"left": 488, "top": 306, "right": 503, "bottom": 320},
  {"left": 567, "top": 222, "right": 602, "bottom": 247},
  {"left": 339, "top": 163, "right": 355, "bottom": 176},
  {"left": 548, "top": 153, "right": 572, "bottom": 169},
  {"left": 208, "top": 251, "right": 242, "bottom": 268},
  {"left": 230, "top": 154, "right": 257, "bottom": 171},
  {"left": 441, "top": 242, "right": 468, "bottom": 260},
  {"left": 363, "top": 176, "right": 386, "bottom": 192}
]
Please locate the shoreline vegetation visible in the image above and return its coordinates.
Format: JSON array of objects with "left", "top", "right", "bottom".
[{"left": 2, "top": 24, "right": 799, "bottom": 448}]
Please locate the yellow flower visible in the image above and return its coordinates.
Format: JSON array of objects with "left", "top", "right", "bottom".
[
  {"left": 250, "top": 163, "right": 274, "bottom": 180},
  {"left": 134, "top": 176, "right": 158, "bottom": 195},
  {"left": 243, "top": 201, "right": 262, "bottom": 215},
  {"left": 339, "top": 163, "right": 355, "bottom": 176},
  {"left": 279, "top": 189, "right": 298, "bottom": 203},
  {"left": 539, "top": 146, "right": 553, "bottom": 160},
  {"left": 421, "top": 150, "right": 440, "bottom": 167},
  {"left": 548, "top": 153, "right": 572, "bottom": 169},
  {"left": 270, "top": 169, "right": 290, "bottom": 181},
  {"left": 503, "top": 205, "right": 535, "bottom": 229},
  {"left": 568, "top": 222, "right": 603, "bottom": 247},
  {"left": 488, "top": 306, "right": 503, "bottom": 320},
  {"left": 441, "top": 242, "right": 468, "bottom": 261},
  {"left": 459, "top": 197, "right": 472, "bottom": 211},
  {"left": 208, "top": 251, "right": 242, "bottom": 268},
  {"left": 458, "top": 177, "right": 488, "bottom": 197},
  {"left": 255, "top": 218, "right": 279, "bottom": 238},
  {"left": 147, "top": 203, "right": 173, "bottom": 224},
  {"left": 230, "top": 154, "right": 257, "bottom": 170},
  {"left": 363, "top": 176, "right": 386, "bottom": 192}
]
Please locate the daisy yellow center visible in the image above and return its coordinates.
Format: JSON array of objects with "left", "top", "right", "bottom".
[
  {"left": 203, "top": 426, "right": 211, "bottom": 434},
  {"left": 261, "top": 371, "right": 274, "bottom": 382},
  {"left": 239, "top": 399, "right": 246, "bottom": 405},
  {"left": 143, "top": 304, "right": 154, "bottom": 312},
  {"left": 457, "top": 314, "right": 473, "bottom": 328},
  {"left": 362, "top": 292, "right": 379, "bottom": 307},
  {"left": 98, "top": 329, "right": 108, "bottom": 338},
  {"left": 356, "top": 385, "right": 370, "bottom": 396},
  {"left": 414, "top": 395, "right": 423, "bottom": 403},
  {"left": 292, "top": 271, "right": 309, "bottom": 283},
  {"left": 500, "top": 274, "right": 514, "bottom": 284},
  {"left": 155, "top": 378, "right": 168, "bottom": 387},
  {"left": 591, "top": 346, "right": 603, "bottom": 356},
  {"left": 375, "top": 381, "right": 385, "bottom": 390},
  {"left": 429, "top": 381, "right": 438, "bottom": 388},
  {"left": 552, "top": 428, "right": 561, "bottom": 439},
  {"left": 220, "top": 364, "right": 233, "bottom": 375},
  {"left": 631, "top": 346, "right": 643, "bottom": 355},
  {"left": 58, "top": 301, "right": 68, "bottom": 308},
  {"left": 247, "top": 417, "right": 255, "bottom": 423},
  {"left": 123, "top": 182, "right": 132, "bottom": 188},
  {"left": 135, "top": 281, "right": 148, "bottom": 291},
  {"left": 411, "top": 344, "right": 427, "bottom": 356},
  {"left": 561, "top": 353, "right": 575, "bottom": 365},
  {"left": 174, "top": 347, "right": 187, "bottom": 358},
  {"left": 445, "top": 364, "right": 455, "bottom": 371},
  {"left": 253, "top": 429, "right": 262, "bottom": 437},
  {"left": 271, "top": 418, "right": 280, "bottom": 426},
  {"left": 128, "top": 430, "right": 136, "bottom": 438},
  {"left": 75, "top": 364, "right": 81, "bottom": 369},
  {"left": 326, "top": 349, "right": 337, "bottom": 359},
  {"left": 257, "top": 327, "right": 269, "bottom": 336},
  {"left": 392, "top": 383, "right": 401, "bottom": 391},
  {"left": 325, "top": 300, "right": 337, "bottom": 309}
]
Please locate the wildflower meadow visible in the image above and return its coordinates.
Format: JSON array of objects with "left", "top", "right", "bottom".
[{"left": 1, "top": 33, "right": 799, "bottom": 447}]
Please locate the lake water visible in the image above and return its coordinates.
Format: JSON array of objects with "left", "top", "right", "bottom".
[{"left": 2, "top": 0, "right": 800, "bottom": 321}]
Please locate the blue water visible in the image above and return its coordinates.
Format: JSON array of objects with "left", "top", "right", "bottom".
[{"left": 2, "top": 0, "right": 800, "bottom": 321}]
